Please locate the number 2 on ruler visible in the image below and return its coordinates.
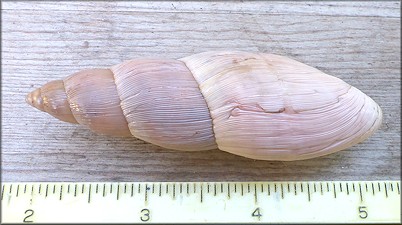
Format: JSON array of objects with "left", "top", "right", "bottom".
[{"left": 23, "top": 209, "right": 34, "bottom": 223}]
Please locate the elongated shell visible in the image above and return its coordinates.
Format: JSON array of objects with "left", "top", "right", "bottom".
[{"left": 26, "top": 51, "right": 382, "bottom": 161}]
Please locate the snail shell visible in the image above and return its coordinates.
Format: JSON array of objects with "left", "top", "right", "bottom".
[{"left": 26, "top": 51, "right": 382, "bottom": 161}]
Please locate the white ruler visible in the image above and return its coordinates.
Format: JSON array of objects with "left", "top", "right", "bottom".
[{"left": 1, "top": 181, "right": 400, "bottom": 223}]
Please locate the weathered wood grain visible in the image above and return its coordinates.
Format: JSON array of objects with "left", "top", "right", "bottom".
[{"left": 1, "top": 1, "right": 400, "bottom": 182}]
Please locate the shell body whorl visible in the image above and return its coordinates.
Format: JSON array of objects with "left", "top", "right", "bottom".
[
  {"left": 26, "top": 51, "right": 383, "bottom": 161},
  {"left": 181, "top": 51, "right": 382, "bottom": 160}
]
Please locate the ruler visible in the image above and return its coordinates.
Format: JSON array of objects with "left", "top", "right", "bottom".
[{"left": 1, "top": 181, "right": 400, "bottom": 223}]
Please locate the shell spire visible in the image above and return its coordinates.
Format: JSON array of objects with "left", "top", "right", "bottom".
[{"left": 26, "top": 80, "right": 78, "bottom": 124}]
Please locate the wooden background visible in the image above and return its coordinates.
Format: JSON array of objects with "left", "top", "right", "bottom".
[{"left": 2, "top": 1, "right": 400, "bottom": 182}]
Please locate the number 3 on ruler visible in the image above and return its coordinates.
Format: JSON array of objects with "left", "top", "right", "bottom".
[{"left": 140, "top": 208, "right": 150, "bottom": 222}]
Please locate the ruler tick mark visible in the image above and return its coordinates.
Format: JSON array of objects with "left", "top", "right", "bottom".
[
  {"left": 247, "top": 183, "right": 250, "bottom": 193},
  {"left": 307, "top": 183, "right": 311, "bottom": 201},
  {"left": 384, "top": 183, "right": 388, "bottom": 198},
  {"left": 300, "top": 183, "right": 304, "bottom": 192},
  {"left": 390, "top": 183, "right": 393, "bottom": 192},
  {"left": 234, "top": 183, "right": 236, "bottom": 193},
  {"left": 339, "top": 183, "right": 343, "bottom": 192},
  {"left": 267, "top": 184, "right": 270, "bottom": 196},
  {"left": 173, "top": 184, "right": 176, "bottom": 199},
  {"left": 346, "top": 183, "right": 350, "bottom": 195},
  {"left": 397, "top": 183, "right": 400, "bottom": 194},
  {"left": 145, "top": 184, "right": 148, "bottom": 202},
  {"left": 68, "top": 184, "right": 70, "bottom": 194},
  {"left": 194, "top": 183, "right": 196, "bottom": 194},
  {"left": 372, "top": 182, "right": 375, "bottom": 195},
  {"left": 1, "top": 185, "right": 5, "bottom": 200},
  {"left": 261, "top": 184, "right": 264, "bottom": 193},
  {"left": 281, "top": 183, "right": 284, "bottom": 199},
  {"left": 365, "top": 183, "right": 368, "bottom": 192},
  {"left": 352, "top": 183, "right": 355, "bottom": 192},
  {"left": 131, "top": 184, "right": 134, "bottom": 197},
  {"left": 200, "top": 187, "right": 202, "bottom": 203},
  {"left": 60, "top": 185, "right": 63, "bottom": 200},
  {"left": 241, "top": 184, "right": 243, "bottom": 196},
  {"left": 221, "top": 183, "right": 224, "bottom": 193},
  {"left": 117, "top": 184, "right": 120, "bottom": 200},
  {"left": 152, "top": 184, "right": 155, "bottom": 194},
  {"left": 326, "top": 183, "right": 329, "bottom": 192},
  {"left": 39, "top": 184, "right": 41, "bottom": 194},
  {"left": 200, "top": 185, "right": 203, "bottom": 203},
  {"left": 254, "top": 184, "right": 258, "bottom": 203},
  {"left": 333, "top": 183, "right": 336, "bottom": 198},
  {"left": 180, "top": 183, "right": 182, "bottom": 194},
  {"left": 287, "top": 183, "right": 290, "bottom": 193},
  {"left": 9, "top": 184, "right": 12, "bottom": 194},
  {"left": 31, "top": 185, "right": 34, "bottom": 195},
  {"left": 159, "top": 183, "right": 162, "bottom": 197},
  {"left": 95, "top": 184, "right": 98, "bottom": 194},
  {"left": 24, "top": 184, "right": 27, "bottom": 194},
  {"left": 52, "top": 185, "right": 56, "bottom": 194},
  {"left": 138, "top": 184, "right": 141, "bottom": 194},
  {"left": 46, "top": 184, "right": 49, "bottom": 197},
  {"left": 294, "top": 183, "right": 297, "bottom": 195},
  {"left": 16, "top": 185, "right": 20, "bottom": 197},
  {"left": 320, "top": 183, "right": 323, "bottom": 195},
  {"left": 88, "top": 184, "right": 91, "bottom": 203},
  {"left": 215, "top": 183, "right": 218, "bottom": 196},
  {"left": 186, "top": 183, "right": 189, "bottom": 194},
  {"left": 124, "top": 184, "right": 127, "bottom": 194},
  {"left": 359, "top": 183, "right": 363, "bottom": 202},
  {"left": 314, "top": 183, "right": 317, "bottom": 193},
  {"left": 378, "top": 182, "right": 381, "bottom": 192},
  {"left": 274, "top": 184, "right": 277, "bottom": 193},
  {"left": 83, "top": 184, "right": 85, "bottom": 194},
  {"left": 74, "top": 184, "right": 78, "bottom": 197},
  {"left": 166, "top": 184, "right": 169, "bottom": 194},
  {"left": 228, "top": 183, "right": 231, "bottom": 199},
  {"left": 103, "top": 184, "right": 106, "bottom": 197}
]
